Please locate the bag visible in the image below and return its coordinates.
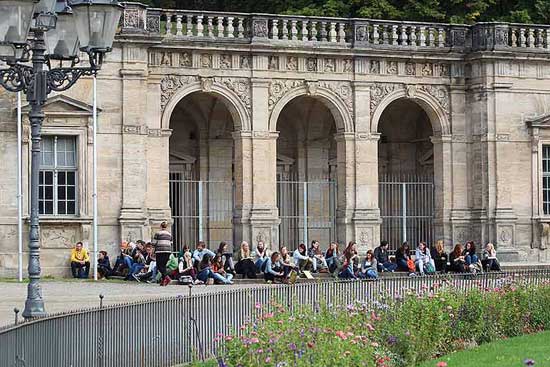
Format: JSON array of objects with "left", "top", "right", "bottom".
[
  {"left": 425, "top": 262, "right": 436, "bottom": 274},
  {"left": 406, "top": 259, "right": 416, "bottom": 273},
  {"left": 178, "top": 275, "right": 193, "bottom": 285}
]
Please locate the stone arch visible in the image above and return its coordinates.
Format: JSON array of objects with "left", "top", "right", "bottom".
[
  {"left": 268, "top": 84, "right": 354, "bottom": 133},
  {"left": 371, "top": 87, "right": 450, "bottom": 136},
  {"left": 161, "top": 79, "right": 251, "bottom": 131}
]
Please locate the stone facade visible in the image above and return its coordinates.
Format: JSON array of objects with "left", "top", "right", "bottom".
[{"left": 1, "top": 6, "right": 550, "bottom": 276}]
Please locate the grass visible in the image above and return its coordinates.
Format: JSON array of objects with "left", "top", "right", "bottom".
[{"left": 418, "top": 331, "right": 550, "bottom": 367}]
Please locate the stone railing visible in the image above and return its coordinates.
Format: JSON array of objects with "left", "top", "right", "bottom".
[{"left": 118, "top": 2, "right": 550, "bottom": 53}]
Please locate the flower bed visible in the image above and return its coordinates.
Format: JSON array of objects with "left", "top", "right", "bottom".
[{"left": 208, "top": 279, "right": 550, "bottom": 367}]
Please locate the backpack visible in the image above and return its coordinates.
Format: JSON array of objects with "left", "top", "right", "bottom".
[
  {"left": 407, "top": 259, "right": 416, "bottom": 273},
  {"left": 178, "top": 275, "right": 194, "bottom": 285},
  {"left": 425, "top": 262, "right": 436, "bottom": 274}
]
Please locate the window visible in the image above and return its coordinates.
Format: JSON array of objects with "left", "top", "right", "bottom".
[{"left": 39, "top": 136, "right": 77, "bottom": 215}]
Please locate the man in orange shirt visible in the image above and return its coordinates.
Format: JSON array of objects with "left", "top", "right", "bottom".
[{"left": 70, "top": 242, "right": 90, "bottom": 278}]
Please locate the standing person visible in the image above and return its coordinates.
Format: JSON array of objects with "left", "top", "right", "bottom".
[
  {"left": 308, "top": 240, "right": 328, "bottom": 273},
  {"left": 153, "top": 221, "right": 173, "bottom": 286},
  {"left": 431, "top": 240, "right": 448, "bottom": 273},
  {"left": 415, "top": 241, "right": 435, "bottom": 275},
  {"left": 325, "top": 242, "right": 340, "bottom": 274},
  {"left": 234, "top": 241, "right": 257, "bottom": 279},
  {"left": 70, "top": 242, "right": 90, "bottom": 278},
  {"left": 374, "top": 241, "right": 397, "bottom": 272},
  {"left": 482, "top": 243, "right": 501, "bottom": 271}
]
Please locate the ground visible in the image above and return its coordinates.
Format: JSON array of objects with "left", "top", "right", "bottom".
[
  {"left": 418, "top": 331, "right": 550, "bottom": 367},
  {"left": 0, "top": 279, "right": 270, "bottom": 327}
]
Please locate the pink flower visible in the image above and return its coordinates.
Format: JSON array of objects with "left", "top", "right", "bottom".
[
  {"left": 371, "top": 342, "right": 379, "bottom": 348},
  {"left": 366, "top": 323, "right": 375, "bottom": 332},
  {"left": 263, "top": 312, "right": 274, "bottom": 319},
  {"left": 265, "top": 357, "right": 271, "bottom": 363},
  {"left": 250, "top": 337, "right": 259, "bottom": 343},
  {"left": 335, "top": 330, "right": 348, "bottom": 340},
  {"left": 436, "top": 362, "right": 448, "bottom": 367},
  {"left": 255, "top": 302, "right": 262, "bottom": 309},
  {"left": 225, "top": 335, "right": 233, "bottom": 341}
]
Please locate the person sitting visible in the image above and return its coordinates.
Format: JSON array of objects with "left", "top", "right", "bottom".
[
  {"left": 324, "top": 242, "right": 340, "bottom": 274},
  {"left": 216, "top": 241, "right": 235, "bottom": 275},
  {"left": 482, "top": 243, "right": 501, "bottom": 271},
  {"left": 415, "top": 241, "right": 435, "bottom": 275},
  {"left": 464, "top": 241, "right": 482, "bottom": 272},
  {"left": 279, "top": 246, "right": 297, "bottom": 277},
  {"left": 395, "top": 242, "right": 414, "bottom": 273},
  {"left": 112, "top": 241, "right": 133, "bottom": 276},
  {"left": 212, "top": 254, "right": 234, "bottom": 284},
  {"left": 293, "top": 243, "right": 313, "bottom": 271},
  {"left": 197, "top": 254, "right": 233, "bottom": 285},
  {"left": 308, "top": 240, "right": 329, "bottom": 273},
  {"left": 97, "top": 250, "right": 112, "bottom": 279},
  {"left": 263, "top": 252, "right": 285, "bottom": 283},
  {"left": 132, "top": 244, "right": 157, "bottom": 283},
  {"left": 166, "top": 253, "right": 179, "bottom": 279},
  {"left": 254, "top": 241, "right": 270, "bottom": 271},
  {"left": 431, "top": 240, "right": 448, "bottom": 273},
  {"left": 359, "top": 250, "right": 378, "bottom": 279},
  {"left": 70, "top": 242, "right": 90, "bottom": 279},
  {"left": 449, "top": 243, "right": 467, "bottom": 272},
  {"left": 342, "top": 241, "right": 360, "bottom": 273},
  {"left": 192, "top": 241, "right": 215, "bottom": 267},
  {"left": 338, "top": 250, "right": 357, "bottom": 280},
  {"left": 234, "top": 241, "right": 257, "bottom": 279},
  {"left": 374, "top": 241, "right": 397, "bottom": 272},
  {"left": 177, "top": 249, "right": 197, "bottom": 283},
  {"left": 127, "top": 243, "right": 146, "bottom": 280}
]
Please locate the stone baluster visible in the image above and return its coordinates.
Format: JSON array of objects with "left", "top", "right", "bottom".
[
  {"left": 271, "top": 19, "right": 279, "bottom": 39},
  {"left": 536, "top": 28, "right": 543, "bottom": 48},
  {"left": 310, "top": 21, "right": 318, "bottom": 41},
  {"left": 528, "top": 28, "right": 535, "bottom": 47},
  {"left": 328, "top": 22, "right": 337, "bottom": 42},
  {"left": 290, "top": 19, "right": 298, "bottom": 40},
  {"left": 186, "top": 14, "right": 193, "bottom": 36},
  {"left": 215, "top": 17, "right": 223, "bottom": 38},
  {"left": 381, "top": 24, "right": 389, "bottom": 44},
  {"left": 337, "top": 22, "right": 346, "bottom": 43},
  {"left": 226, "top": 17, "right": 234, "bottom": 38},
  {"left": 320, "top": 21, "right": 328, "bottom": 41},
  {"left": 437, "top": 27, "right": 445, "bottom": 47},
  {"left": 175, "top": 14, "right": 183, "bottom": 36},
  {"left": 206, "top": 16, "right": 213, "bottom": 37},
  {"left": 372, "top": 24, "right": 379, "bottom": 44},
  {"left": 511, "top": 28, "right": 518, "bottom": 47},
  {"left": 281, "top": 19, "right": 289, "bottom": 40},
  {"left": 519, "top": 28, "right": 526, "bottom": 47},
  {"left": 545, "top": 29, "right": 550, "bottom": 49},
  {"left": 196, "top": 15, "right": 204, "bottom": 37},
  {"left": 428, "top": 27, "right": 435, "bottom": 46},
  {"left": 165, "top": 13, "right": 172, "bottom": 36},
  {"left": 301, "top": 21, "right": 308, "bottom": 41},
  {"left": 419, "top": 26, "right": 426, "bottom": 46},
  {"left": 398, "top": 25, "right": 407, "bottom": 45},
  {"left": 391, "top": 25, "right": 398, "bottom": 45},
  {"left": 409, "top": 26, "right": 417, "bottom": 46},
  {"left": 237, "top": 17, "right": 244, "bottom": 38}
]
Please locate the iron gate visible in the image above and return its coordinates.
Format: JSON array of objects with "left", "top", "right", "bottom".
[
  {"left": 169, "top": 174, "right": 234, "bottom": 251},
  {"left": 379, "top": 176, "right": 434, "bottom": 250},
  {"left": 277, "top": 180, "right": 337, "bottom": 247}
]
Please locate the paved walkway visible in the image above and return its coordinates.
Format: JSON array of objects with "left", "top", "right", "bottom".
[{"left": 0, "top": 280, "right": 270, "bottom": 327}]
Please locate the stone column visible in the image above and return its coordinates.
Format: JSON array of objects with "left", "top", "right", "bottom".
[
  {"left": 233, "top": 131, "right": 253, "bottom": 247},
  {"left": 431, "top": 134, "right": 453, "bottom": 244}
]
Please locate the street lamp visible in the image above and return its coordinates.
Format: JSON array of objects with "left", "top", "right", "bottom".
[{"left": 0, "top": 0, "right": 122, "bottom": 319}]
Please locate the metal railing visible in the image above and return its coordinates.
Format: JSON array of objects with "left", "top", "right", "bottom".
[{"left": 1, "top": 269, "right": 549, "bottom": 367}]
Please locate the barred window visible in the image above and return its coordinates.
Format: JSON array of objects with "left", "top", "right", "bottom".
[{"left": 39, "top": 136, "right": 77, "bottom": 215}]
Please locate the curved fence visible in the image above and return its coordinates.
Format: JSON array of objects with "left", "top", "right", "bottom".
[{"left": 1, "top": 269, "right": 549, "bottom": 367}]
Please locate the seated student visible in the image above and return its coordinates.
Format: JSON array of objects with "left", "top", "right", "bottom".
[
  {"left": 324, "top": 242, "right": 340, "bottom": 274},
  {"left": 359, "top": 250, "right": 378, "bottom": 279},
  {"left": 482, "top": 242, "right": 501, "bottom": 272},
  {"left": 374, "top": 241, "right": 397, "bottom": 272},
  {"left": 449, "top": 243, "right": 467, "bottom": 272},
  {"left": 395, "top": 242, "right": 414, "bottom": 273},
  {"left": 234, "top": 241, "right": 257, "bottom": 279},
  {"left": 308, "top": 240, "right": 329, "bottom": 273},
  {"left": 132, "top": 244, "right": 157, "bottom": 283},
  {"left": 415, "top": 241, "right": 435, "bottom": 275},
  {"left": 197, "top": 254, "right": 233, "bottom": 285},
  {"left": 338, "top": 250, "right": 357, "bottom": 280},
  {"left": 70, "top": 242, "right": 90, "bottom": 279},
  {"left": 112, "top": 242, "right": 133, "bottom": 276},
  {"left": 463, "top": 241, "right": 481, "bottom": 271},
  {"left": 192, "top": 241, "right": 216, "bottom": 267},
  {"left": 263, "top": 252, "right": 285, "bottom": 283},
  {"left": 177, "top": 249, "right": 197, "bottom": 282},
  {"left": 279, "top": 246, "right": 297, "bottom": 277},
  {"left": 212, "top": 254, "right": 234, "bottom": 284},
  {"left": 431, "top": 240, "right": 448, "bottom": 273},
  {"left": 127, "top": 243, "right": 146, "bottom": 280},
  {"left": 97, "top": 250, "right": 112, "bottom": 279},
  {"left": 293, "top": 243, "right": 313, "bottom": 271},
  {"left": 216, "top": 241, "right": 235, "bottom": 275},
  {"left": 166, "top": 253, "right": 179, "bottom": 279},
  {"left": 254, "top": 241, "right": 270, "bottom": 271},
  {"left": 342, "top": 241, "right": 360, "bottom": 273}
]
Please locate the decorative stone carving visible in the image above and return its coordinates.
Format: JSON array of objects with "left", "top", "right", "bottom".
[
  {"left": 343, "top": 59, "right": 353, "bottom": 73},
  {"left": 240, "top": 55, "right": 251, "bottom": 69},
  {"left": 369, "top": 60, "right": 380, "bottom": 74},
  {"left": 386, "top": 61, "right": 397, "bottom": 74},
  {"left": 200, "top": 54, "right": 212, "bottom": 68},
  {"left": 406, "top": 84, "right": 417, "bottom": 98},
  {"left": 200, "top": 77, "right": 214, "bottom": 92},
  {"left": 422, "top": 63, "right": 433, "bottom": 76},
  {"left": 418, "top": 84, "right": 449, "bottom": 113},
  {"left": 324, "top": 58, "right": 335, "bottom": 72},
  {"left": 498, "top": 227, "right": 513, "bottom": 247},
  {"left": 358, "top": 229, "right": 373, "bottom": 248},
  {"left": 286, "top": 56, "right": 298, "bottom": 71},
  {"left": 160, "top": 75, "right": 200, "bottom": 111},
  {"left": 306, "top": 81, "right": 319, "bottom": 95},
  {"left": 179, "top": 52, "right": 191, "bottom": 67},
  {"left": 370, "top": 83, "right": 400, "bottom": 114},
  {"left": 355, "top": 26, "right": 367, "bottom": 41},
  {"left": 306, "top": 58, "right": 317, "bottom": 72},
  {"left": 268, "top": 56, "right": 279, "bottom": 70},
  {"left": 217, "top": 77, "right": 252, "bottom": 112},
  {"left": 220, "top": 54, "right": 232, "bottom": 69},
  {"left": 122, "top": 8, "right": 143, "bottom": 29},
  {"left": 146, "top": 13, "right": 160, "bottom": 33},
  {"left": 319, "top": 80, "right": 353, "bottom": 113},
  {"left": 495, "top": 27, "right": 509, "bottom": 46},
  {"left": 268, "top": 79, "right": 304, "bottom": 110},
  {"left": 252, "top": 19, "right": 268, "bottom": 38},
  {"left": 160, "top": 52, "right": 171, "bottom": 66},
  {"left": 439, "top": 63, "right": 450, "bottom": 77},
  {"left": 405, "top": 62, "right": 416, "bottom": 76}
]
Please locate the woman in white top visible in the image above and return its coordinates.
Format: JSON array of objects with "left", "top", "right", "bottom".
[
  {"left": 481, "top": 243, "right": 501, "bottom": 271},
  {"left": 415, "top": 241, "right": 435, "bottom": 275}
]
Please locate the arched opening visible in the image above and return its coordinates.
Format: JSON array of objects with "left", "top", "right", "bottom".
[
  {"left": 169, "top": 92, "right": 235, "bottom": 251},
  {"left": 276, "top": 95, "right": 338, "bottom": 248},
  {"left": 378, "top": 98, "right": 435, "bottom": 250}
]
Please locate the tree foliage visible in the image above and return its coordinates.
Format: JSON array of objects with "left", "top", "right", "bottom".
[{"left": 142, "top": 0, "right": 550, "bottom": 24}]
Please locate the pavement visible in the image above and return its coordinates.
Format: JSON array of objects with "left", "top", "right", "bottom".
[{"left": 0, "top": 279, "right": 272, "bottom": 327}]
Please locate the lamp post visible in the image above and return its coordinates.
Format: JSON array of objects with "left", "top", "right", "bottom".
[{"left": 0, "top": 0, "right": 122, "bottom": 319}]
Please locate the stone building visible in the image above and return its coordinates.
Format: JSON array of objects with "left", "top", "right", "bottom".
[{"left": 1, "top": 4, "right": 550, "bottom": 275}]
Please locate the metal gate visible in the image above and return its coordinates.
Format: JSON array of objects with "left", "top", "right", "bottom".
[
  {"left": 277, "top": 180, "right": 337, "bottom": 247},
  {"left": 379, "top": 176, "right": 434, "bottom": 250},
  {"left": 169, "top": 174, "right": 233, "bottom": 251}
]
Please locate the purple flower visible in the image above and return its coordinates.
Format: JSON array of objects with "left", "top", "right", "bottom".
[
  {"left": 289, "top": 342, "right": 297, "bottom": 350},
  {"left": 524, "top": 359, "right": 536, "bottom": 366},
  {"left": 387, "top": 335, "right": 398, "bottom": 345},
  {"left": 217, "top": 359, "right": 227, "bottom": 367}
]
